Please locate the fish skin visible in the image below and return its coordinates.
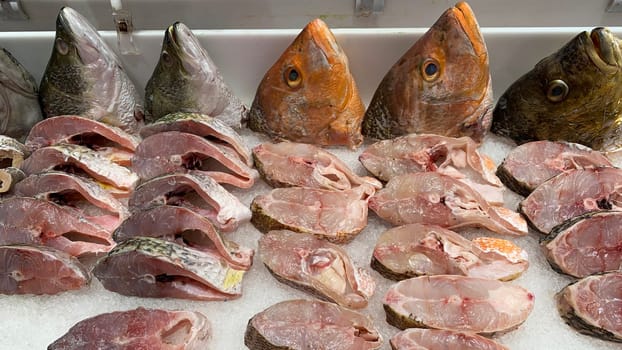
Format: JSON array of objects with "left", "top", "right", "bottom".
[
  {"left": 245, "top": 299, "right": 383, "bottom": 350},
  {"left": 14, "top": 171, "right": 130, "bottom": 232},
  {"left": 140, "top": 112, "right": 252, "bottom": 166},
  {"left": 359, "top": 134, "right": 503, "bottom": 204},
  {"left": 145, "top": 22, "right": 247, "bottom": 127},
  {"left": 93, "top": 236, "right": 245, "bottom": 300},
  {"left": 131, "top": 131, "right": 257, "bottom": 188},
  {"left": 25, "top": 115, "right": 139, "bottom": 152},
  {"left": 247, "top": 18, "right": 365, "bottom": 148},
  {"left": 0, "top": 244, "right": 90, "bottom": 295},
  {"left": 48, "top": 308, "right": 211, "bottom": 350},
  {"left": 362, "top": 2, "right": 492, "bottom": 142},
  {"left": 259, "top": 230, "right": 376, "bottom": 309},
  {"left": 0, "top": 135, "right": 29, "bottom": 168},
  {"left": 383, "top": 275, "right": 535, "bottom": 333},
  {"left": 129, "top": 171, "right": 251, "bottom": 233},
  {"left": 519, "top": 167, "right": 622, "bottom": 234},
  {"left": 0, "top": 167, "right": 25, "bottom": 193},
  {"left": 556, "top": 272, "right": 622, "bottom": 342},
  {"left": 39, "top": 7, "right": 144, "bottom": 134},
  {"left": 543, "top": 211, "right": 622, "bottom": 278},
  {"left": 113, "top": 205, "right": 254, "bottom": 270},
  {"left": 21, "top": 143, "right": 139, "bottom": 191},
  {"left": 0, "top": 197, "right": 114, "bottom": 256},
  {"left": 253, "top": 141, "right": 382, "bottom": 190},
  {"left": 390, "top": 329, "right": 509, "bottom": 350},
  {"left": 369, "top": 172, "right": 527, "bottom": 236},
  {"left": 0, "top": 48, "right": 43, "bottom": 141},
  {"left": 251, "top": 184, "right": 375, "bottom": 243},
  {"left": 492, "top": 27, "right": 622, "bottom": 152}
]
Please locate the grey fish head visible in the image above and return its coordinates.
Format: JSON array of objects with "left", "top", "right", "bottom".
[
  {"left": 145, "top": 21, "right": 247, "bottom": 127},
  {"left": 55, "top": 7, "right": 120, "bottom": 67},
  {"left": 0, "top": 49, "right": 37, "bottom": 97},
  {"left": 492, "top": 27, "right": 622, "bottom": 150}
]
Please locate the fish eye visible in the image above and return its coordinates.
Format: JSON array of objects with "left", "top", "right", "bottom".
[
  {"left": 55, "top": 38, "right": 69, "bottom": 55},
  {"left": 284, "top": 66, "right": 302, "bottom": 88},
  {"left": 547, "top": 79, "right": 569, "bottom": 102},
  {"left": 421, "top": 59, "right": 440, "bottom": 81},
  {"left": 162, "top": 51, "right": 173, "bottom": 66}
]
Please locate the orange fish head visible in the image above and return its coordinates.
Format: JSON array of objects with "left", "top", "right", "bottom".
[
  {"left": 364, "top": 1, "right": 492, "bottom": 141},
  {"left": 248, "top": 18, "right": 364, "bottom": 148}
]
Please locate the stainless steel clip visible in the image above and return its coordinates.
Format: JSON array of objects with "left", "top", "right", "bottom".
[
  {"left": 111, "top": 0, "right": 140, "bottom": 55},
  {"left": 355, "top": 0, "right": 384, "bottom": 17},
  {"left": 0, "top": 0, "right": 28, "bottom": 20}
]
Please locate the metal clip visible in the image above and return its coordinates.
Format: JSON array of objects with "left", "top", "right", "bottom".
[
  {"left": 355, "top": 0, "right": 384, "bottom": 17},
  {"left": 111, "top": 0, "right": 140, "bottom": 55},
  {"left": 607, "top": 0, "right": 622, "bottom": 12},
  {"left": 0, "top": 0, "right": 28, "bottom": 20}
]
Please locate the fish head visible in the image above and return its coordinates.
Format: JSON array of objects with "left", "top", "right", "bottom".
[
  {"left": 160, "top": 22, "right": 215, "bottom": 79},
  {"left": 53, "top": 7, "right": 119, "bottom": 69},
  {"left": 492, "top": 27, "right": 622, "bottom": 150},
  {"left": 369, "top": 1, "right": 491, "bottom": 140},
  {"left": 0, "top": 49, "right": 37, "bottom": 97},
  {"left": 248, "top": 18, "right": 364, "bottom": 146},
  {"left": 146, "top": 22, "right": 244, "bottom": 123}
]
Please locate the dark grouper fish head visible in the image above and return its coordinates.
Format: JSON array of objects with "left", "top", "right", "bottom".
[
  {"left": 145, "top": 22, "right": 247, "bottom": 127},
  {"left": 39, "top": 7, "right": 144, "bottom": 133},
  {"left": 492, "top": 27, "right": 622, "bottom": 152}
]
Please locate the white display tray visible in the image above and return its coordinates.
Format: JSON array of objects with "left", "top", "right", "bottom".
[{"left": 1, "top": 26, "right": 621, "bottom": 349}]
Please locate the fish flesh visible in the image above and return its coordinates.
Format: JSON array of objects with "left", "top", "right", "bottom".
[
  {"left": 93, "top": 237, "right": 245, "bottom": 300},
  {"left": 497, "top": 140, "right": 612, "bottom": 196},
  {"left": 390, "top": 328, "right": 509, "bottom": 350},
  {"left": 383, "top": 275, "right": 535, "bottom": 333},
  {"left": 544, "top": 211, "right": 622, "bottom": 278},
  {"left": 21, "top": 143, "right": 139, "bottom": 193},
  {"left": 139, "top": 112, "right": 252, "bottom": 166},
  {"left": 492, "top": 28, "right": 622, "bottom": 152},
  {"left": 372, "top": 223, "right": 528, "bottom": 281},
  {"left": 360, "top": 134, "right": 503, "bottom": 204},
  {"left": 557, "top": 272, "right": 622, "bottom": 342},
  {"left": 0, "top": 245, "right": 89, "bottom": 295},
  {"left": 0, "top": 135, "right": 29, "bottom": 168},
  {"left": 0, "top": 197, "right": 114, "bottom": 256},
  {"left": 245, "top": 299, "right": 382, "bottom": 350},
  {"left": 251, "top": 184, "right": 375, "bottom": 243},
  {"left": 145, "top": 22, "right": 247, "bottom": 127},
  {"left": 14, "top": 172, "right": 129, "bottom": 232},
  {"left": 25, "top": 115, "right": 139, "bottom": 166},
  {"left": 247, "top": 18, "right": 365, "bottom": 148},
  {"left": 128, "top": 171, "right": 250, "bottom": 232},
  {"left": 253, "top": 141, "right": 381, "bottom": 190},
  {"left": 0, "top": 167, "right": 25, "bottom": 193},
  {"left": 369, "top": 173, "right": 527, "bottom": 236},
  {"left": 0, "top": 48, "right": 42, "bottom": 141},
  {"left": 520, "top": 167, "right": 622, "bottom": 234},
  {"left": 259, "top": 230, "right": 375, "bottom": 309},
  {"left": 131, "top": 131, "right": 257, "bottom": 188},
  {"left": 113, "top": 205, "right": 253, "bottom": 270},
  {"left": 48, "top": 307, "right": 211, "bottom": 350},
  {"left": 39, "top": 7, "right": 144, "bottom": 133},
  {"left": 363, "top": 2, "right": 492, "bottom": 141}
]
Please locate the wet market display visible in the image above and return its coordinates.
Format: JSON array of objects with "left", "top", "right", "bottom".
[{"left": 1, "top": 1, "right": 622, "bottom": 349}]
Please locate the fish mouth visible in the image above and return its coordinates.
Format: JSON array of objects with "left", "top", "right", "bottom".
[
  {"left": 586, "top": 27, "right": 620, "bottom": 74},
  {"left": 452, "top": 2, "right": 486, "bottom": 57},
  {"left": 57, "top": 7, "right": 117, "bottom": 64},
  {"left": 166, "top": 22, "right": 205, "bottom": 71},
  {"left": 306, "top": 18, "right": 343, "bottom": 63}
]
